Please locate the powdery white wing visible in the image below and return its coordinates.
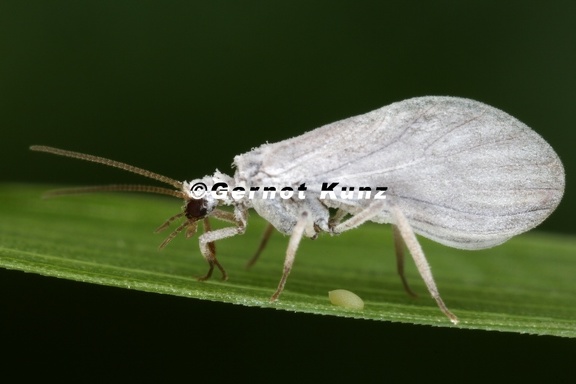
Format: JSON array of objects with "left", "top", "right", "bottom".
[{"left": 234, "top": 96, "right": 564, "bottom": 250}]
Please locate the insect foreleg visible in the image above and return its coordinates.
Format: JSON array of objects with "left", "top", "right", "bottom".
[{"left": 196, "top": 208, "right": 247, "bottom": 281}]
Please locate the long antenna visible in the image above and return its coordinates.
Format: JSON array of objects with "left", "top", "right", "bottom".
[
  {"left": 30, "top": 145, "right": 182, "bottom": 189},
  {"left": 41, "top": 184, "right": 184, "bottom": 199}
]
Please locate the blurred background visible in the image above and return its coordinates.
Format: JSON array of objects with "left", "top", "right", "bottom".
[{"left": 1, "top": 1, "right": 574, "bottom": 381}]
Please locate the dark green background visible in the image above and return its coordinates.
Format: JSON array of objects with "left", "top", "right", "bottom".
[{"left": 1, "top": 1, "right": 574, "bottom": 381}]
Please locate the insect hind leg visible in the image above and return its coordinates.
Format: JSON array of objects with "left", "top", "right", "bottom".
[
  {"left": 390, "top": 204, "right": 459, "bottom": 324},
  {"left": 330, "top": 200, "right": 387, "bottom": 234},
  {"left": 330, "top": 200, "right": 458, "bottom": 324},
  {"left": 392, "top": 224, "right": 418, "bottom": 298},
  {"left": 245, "top": 223, "right": 275, "bottom": 268},
  {"left": 329, "top": 201, "right": 416, "bottom": 293}
]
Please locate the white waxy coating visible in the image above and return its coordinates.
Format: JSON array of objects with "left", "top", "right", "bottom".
[
  {"left": 235, "top": 96, "right": 564, "bottom": 249},
  {"left": 329, "top": 289, "right": 365, "bottom": 310},
  {"left": 31, "top": 96, "right": 565, "bottom": 324}
]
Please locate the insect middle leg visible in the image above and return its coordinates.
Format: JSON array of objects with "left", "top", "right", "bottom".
[
  {"left": 270, "top": 211, "right": 309, "bottom": 301},
  {"left": 245, "top": 222, "right": 275, "bottom": 268}
]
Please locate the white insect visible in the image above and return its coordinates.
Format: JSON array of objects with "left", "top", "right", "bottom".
[
  {"left": 329, "top": 289, "right": 365, "bottom": 310},
  {"left": 31, "top": 96, "right": 565, "bottom": 325}
]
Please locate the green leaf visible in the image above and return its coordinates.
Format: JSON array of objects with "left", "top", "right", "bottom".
[{"left": 1, "top": 183, "right": 575, "bottom": 337}]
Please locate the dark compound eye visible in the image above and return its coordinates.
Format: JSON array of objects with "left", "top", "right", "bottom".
[{"left": 185, "top": 199, "right": 208, "bottom": 219}]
